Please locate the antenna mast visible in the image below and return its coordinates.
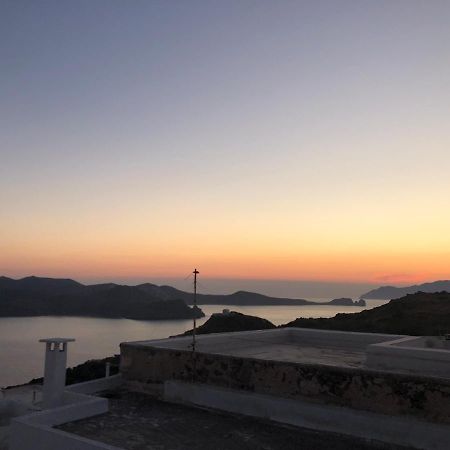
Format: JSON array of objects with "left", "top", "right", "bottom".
[{"left": 192, "top": 268, "right": 199, "bottom": 353}]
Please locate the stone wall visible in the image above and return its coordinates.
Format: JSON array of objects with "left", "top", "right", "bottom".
[{"left": 121, "top": 343, "right": 450, "bottom": 424}]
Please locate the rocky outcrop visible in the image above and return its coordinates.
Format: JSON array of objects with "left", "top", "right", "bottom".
[{"left": 181, "top": 311, "right": 275, "bottom": 336}]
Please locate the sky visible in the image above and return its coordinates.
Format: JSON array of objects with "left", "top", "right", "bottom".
[{"left": 1, "top": 1, "right": 449, "bottom": 297}]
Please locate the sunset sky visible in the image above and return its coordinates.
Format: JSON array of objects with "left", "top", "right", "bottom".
[{"left": 1, "top": 1, "right": 449, "bottom": 296}]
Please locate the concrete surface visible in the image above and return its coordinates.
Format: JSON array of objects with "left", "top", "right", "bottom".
[
  {"left": 131, "top": 328, "right": 402, "bottom": 369},
  {"left": 59, "top": 390, "right": 412, "bottom": 450},
  {"left": 165, "top": 381, "right": 450, "bottom": 450},
  {"left": 10, "top": 391, "right": 112, "bottom": 450},
  {"left": 0, "top": 385, "right": 42, "bottom": 450},
  {"left": 7, "top": 376, "right": 122, "bottom": 450},
  {"left": 210, "top": 342, "right": 366, "bottom": 367},
  {"left": 127, "top": 328, "right": 450, "bottom": 378}
]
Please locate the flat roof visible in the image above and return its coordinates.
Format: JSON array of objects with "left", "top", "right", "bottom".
[
  {"left": 124, "top": 328, "right": 403, "bottom": 369},
  {"left": 58, "top": 390, "right": 411, "bottom": 450},
  {"left": 214, "top": 342, "right": 365, "bottom": 368}
]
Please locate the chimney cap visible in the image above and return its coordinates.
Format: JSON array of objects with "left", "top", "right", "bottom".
[{"left": 39, "top": 338, "right": 75, "bottom": 343}]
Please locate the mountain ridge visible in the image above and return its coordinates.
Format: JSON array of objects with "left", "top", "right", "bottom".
[
  {"left": 0, "top": 276, "right": 366, "bottom": 318},
  {"left": 361, "top": 280, "right": 450, "bottom": 299},
  {"left": 0, "top": 276, "right": 202, "bottom": 320}
]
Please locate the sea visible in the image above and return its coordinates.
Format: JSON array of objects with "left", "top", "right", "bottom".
[{"left": 0, "top": 300, "right": 388, "bottom": 387}]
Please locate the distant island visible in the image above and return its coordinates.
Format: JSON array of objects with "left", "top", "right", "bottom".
[
  {"left": 328, "top": 297, "right": 366, "bottom": 306},
  {"left": 360, "top": 280, "right": 450, "bottom": 299},
  {"left": 137, "top": 285, "right": 366, "bottom": 307},
  {"left": 0, "top": 276, "right": 366, "bottom": 320}
]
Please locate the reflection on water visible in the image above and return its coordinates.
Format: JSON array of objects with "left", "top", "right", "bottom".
[{"left": 0, "top": 300, "right": 388, "bottom": 386}]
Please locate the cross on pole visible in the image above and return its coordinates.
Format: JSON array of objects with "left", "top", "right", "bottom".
[{"left": 192, "top": 268, "right": 199, "bottom": 353}]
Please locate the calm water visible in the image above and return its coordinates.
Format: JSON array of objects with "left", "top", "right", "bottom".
[{"left": 0, "top": 300, "right": 388, "bottom": 387}]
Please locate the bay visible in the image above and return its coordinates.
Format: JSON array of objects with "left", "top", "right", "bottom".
[{"left": 0, "top": 300, "right": 388, "bottom": 387}]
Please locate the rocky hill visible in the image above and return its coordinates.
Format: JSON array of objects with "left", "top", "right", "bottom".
[
  {"left": 283, "top": 291, "right": 450, "bottom": 336},
  {"left": 181, "top": 311, "right": 276, "bottom": 335}
]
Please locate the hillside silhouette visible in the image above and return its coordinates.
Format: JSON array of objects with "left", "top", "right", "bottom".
[
  {"left": 283, "top": 292, "right": 450, "bottom": 335},
  {"left": 0, "top": 276, "right": 202, "bottom": 320},
  {"left": 179, "top": 292, "right": 450, "bottom": 337},
  {"left": 181, "top": 311, "right": 276, "bottom": 336},
  {"left": 0, "top": 276, "right": 365, "bottom": 319},
  {"left": 361, "top": 280, "right": 450, "bottom": 299}
]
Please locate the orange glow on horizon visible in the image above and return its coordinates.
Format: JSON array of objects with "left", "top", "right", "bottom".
[{"left": 2, "top": 241, "right": 448, "bottom": 286}]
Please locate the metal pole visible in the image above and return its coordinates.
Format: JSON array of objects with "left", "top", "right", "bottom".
[
  {"left": 192, "top": 268, "right": 199, "bottom": 352},
  {"left": 191, "top": 268, "right": 199, "bottom": 382}
]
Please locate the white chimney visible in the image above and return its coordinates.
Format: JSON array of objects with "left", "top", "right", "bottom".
[{"left": 39, "top": 338, "right": 75, "bottom": 409}]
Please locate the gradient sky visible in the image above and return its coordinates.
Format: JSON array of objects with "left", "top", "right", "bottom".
[{"left": 1, "top": 1, "right": 449, "bottom": 295}]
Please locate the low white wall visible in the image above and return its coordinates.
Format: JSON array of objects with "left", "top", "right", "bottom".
[
  {"left": 9, "top": 392, "right": 116, "bottom": 450},
  {"left": 164, "top": 381, "right": 450, "bottom": 450},
  {"left": 10, "top": 376, "right": 124, "bottom": 450},
  {"left": 366, "top": 337, "right": 450, "bottom": 378},
  {"left": 393, "top": 336, "right": 450, "bottom": 350}
]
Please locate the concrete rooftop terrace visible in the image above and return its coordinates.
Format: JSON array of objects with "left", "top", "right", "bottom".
[
  {"left": 125, "top": 328, "right": 403, "bottom": 369},
  {"left": 123, "top": 327, "right": 450, "bottom": 378}
]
